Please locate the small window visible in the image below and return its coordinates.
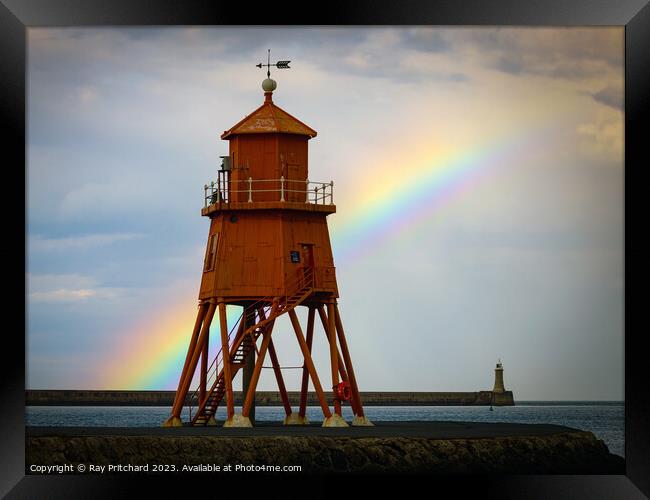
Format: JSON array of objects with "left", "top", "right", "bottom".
[
  {"left": 290, "top": 251, "right": 300, "bottom": 263},
  {"left": 204, "top": 233, "right": 219, "bottom": 272}
]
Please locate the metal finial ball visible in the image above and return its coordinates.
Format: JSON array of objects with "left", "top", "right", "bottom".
[{"left": 262, "top": 78, "right": 277, "bottom": 92}]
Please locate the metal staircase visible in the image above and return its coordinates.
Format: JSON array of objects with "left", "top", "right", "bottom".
[{"left": 188, "top": 268, "right": 314, "bottom": 425}]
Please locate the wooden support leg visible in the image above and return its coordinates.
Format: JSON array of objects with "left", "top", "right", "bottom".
[
  {"left": 258, "top": 306, "right": 301, "bottom": 425},
  {"left": 298, "top": 307, "right": 315, "bottom": 419},
  {"left": 241, "top": 326, "right": 274, "bottom": 418},
  {"left": 327, "top": 301, "right": 342, "bottom": 416},
  {"left": 334, "top": 304, "right": 372, "bottom": 426},
  {"left": 164, "top": 302, "right": 216, "bottom": 426},
  {"left": 170, "top": 303, "right": 208, "bottom": 413},
  {"left": 317, "top": 306, "right": 359, "bottom": 415},
  {"left": 219, "top": 301, "right": 235, "bottom": 421},
  {"left": 225, "top": 302, "right": 278, "bottom": 428},
  {"left": 267, "top": 338, "right": 292, "bottom": 417},
  {"left": 199, "top": 325, "right": 209, "bottom": 405},
  {"left": 289, "top": 309, "right": 332, "bottom": 420},
  {"left": 241, "top": 305, "right": 256, "bottom": 423}
]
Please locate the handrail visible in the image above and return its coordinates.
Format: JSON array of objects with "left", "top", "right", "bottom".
[
  {"left": 187, "top": 267, "right": 315, "bottom": 423},
  {"left": 204, "top": 177, "right": 334, "bottom": 207}
]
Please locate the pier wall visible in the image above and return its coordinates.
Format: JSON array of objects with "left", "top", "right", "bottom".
[
  {"left": 25, "top": 431, "right": 621, "bottom": 474},
  {"left": 26, "top": 390, "right": 514, "bottom": 406}
]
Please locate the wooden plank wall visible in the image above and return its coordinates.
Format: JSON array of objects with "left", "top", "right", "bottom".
[{"left": 198, "top": 211, "right": 338, "bottom": 300}]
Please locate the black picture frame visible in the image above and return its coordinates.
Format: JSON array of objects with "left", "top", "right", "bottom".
[{"left": 3, "top": 0, "right": 648, "bottom": 497}]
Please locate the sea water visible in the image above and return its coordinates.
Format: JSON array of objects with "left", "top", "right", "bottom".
[{"left": 26, "top": 402, "right": 624, "bottom": 458}]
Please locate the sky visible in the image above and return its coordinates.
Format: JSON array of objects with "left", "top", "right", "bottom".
[{"left": 26, "top": 27, "right": 624, "bottom": 400}]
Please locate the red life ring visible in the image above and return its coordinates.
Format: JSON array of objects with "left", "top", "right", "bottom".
[{"left": 335, "top": 381, "right": 351, "bottom": 401}]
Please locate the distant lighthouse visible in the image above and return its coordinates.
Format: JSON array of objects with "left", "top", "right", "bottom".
[
  {"left": 493, "top": 359, "right": 506, "bottom": 393},
  {"left": 490, "top": 359, "right": 514, "bottom": 406}
]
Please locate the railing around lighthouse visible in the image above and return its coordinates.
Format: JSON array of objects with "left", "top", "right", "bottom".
[{"left": 204, "top": 177, "right": 334, "bottom": 207}]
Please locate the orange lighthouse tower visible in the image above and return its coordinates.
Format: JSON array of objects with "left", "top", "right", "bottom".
[{"left": 163, "top": 54, "right": 372, "bottom": 428}]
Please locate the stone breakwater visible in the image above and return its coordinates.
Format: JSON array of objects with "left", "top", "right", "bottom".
[
  {"left": 26, "top": 431, "right": 622, "bottom": 474},
  {"left": 26, "top": 390, "right": 514, "bottom": 406}
]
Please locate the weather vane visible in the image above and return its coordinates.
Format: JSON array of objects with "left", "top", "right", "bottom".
[{"left": 256, "top": 49, "right": 290, "bottom": 78}]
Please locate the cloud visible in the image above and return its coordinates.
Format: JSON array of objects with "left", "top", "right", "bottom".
[
  {"left": 576, "top": 119, "right": 624, "bottom": 162},
  {"left": 28, "top": 273, "right": 94, "bottom": 290},
  {"left": 30, "top": 288, "right": 97, "bottom": 302},
  {"left": 591, "top": 85, "right": 624, "bottom": 110},
  {"left": 76, "top": 85, "right": 99, "bottom": 105},
  {"left": 27, "top": 273, "right": 125, "bottom": 303},
  {"left": 28, "top": 27, "right": 463, "bottom": 95},
  {"left": 29, "top": 287, "right": 124, "bottom": 303},
  {"left": 453, "top": 27, "right": 623, "bottom": 81},
  {"left": 57, "top": 176, "right": 174, "bottom": 220},
  {"left": 399, "top": 28, "right": 450, "bottom": 53},
  {"left": 29, "top": 233, "right": 144, "bottom": 252}
]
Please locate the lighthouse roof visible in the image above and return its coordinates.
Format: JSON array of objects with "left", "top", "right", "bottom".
[{"left": 221, "top": 92, "right": 317, "bottom": 140}]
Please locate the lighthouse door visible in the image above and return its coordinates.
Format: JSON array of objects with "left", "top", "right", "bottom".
[
  {"left": 300, "top": 244, "right": 315, "bottom": 285},
  {"left": 300, "top": 244, "right": 314, "bottom": 268}
]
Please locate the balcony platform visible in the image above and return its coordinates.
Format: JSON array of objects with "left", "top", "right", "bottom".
[{"left": 201, "top": 200, "right": 336, "bottom": 216}]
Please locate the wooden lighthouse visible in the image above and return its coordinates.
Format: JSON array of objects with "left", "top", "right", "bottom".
[{"left": 163, "top": 55, "right": 372, "bottom": 428}]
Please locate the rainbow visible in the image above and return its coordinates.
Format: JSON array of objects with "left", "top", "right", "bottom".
[
  {"left": 331, "top": 123, "right": 557, "bottom": 266},
  {"left": 102, "top": 123, "right": 558, "bottom": 390},
  {"left": 102, "top": 296, "right": 242, "bottom": 390}
]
